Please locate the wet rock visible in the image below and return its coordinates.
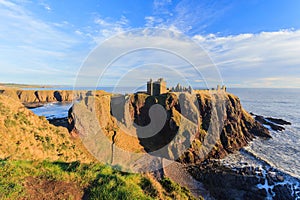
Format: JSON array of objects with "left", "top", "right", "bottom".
[
  {"left": 188, "top": 160, "right": 299, "bottom": 200},
  {"left": 273, "top": 184, "right": 295, "bottom": 200},
  {"left": 48, "top": 117, "right": 68, "bottom": 128},
  {"left": 250, "top": 113, "right": 291, "bottom": 132},
  {"left": 276, "top": 175, "right": 284, "bottom": 182},
  {"left": 266, "top": 173, "right": 275, "bottom": 186},
  {"left": 265, "top": 117, "right": 291, "bottom": 125},
  {"left": 255, "top": 115, "right": 285, "bottom": 131},
  {"left": 188, "top": 161, "right": 265, "bottom": 200}
]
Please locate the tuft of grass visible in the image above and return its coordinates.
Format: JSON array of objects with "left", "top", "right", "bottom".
[
  {"left": 140, "top": 177, "right": 159, "bottom": 198},
  {"left": 4, "top": 118, "right": 16, "bottom": 128},
  {"left": 0, "top": 102, "right": 10, "bottom": 115},
  {"left": 14, "top": 112, "right": 31, "bottom": 125},
  {"left": 160, "top": 177, "right": 197, "bottom": 200}
]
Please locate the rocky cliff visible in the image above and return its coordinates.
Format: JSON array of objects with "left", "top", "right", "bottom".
[
  {"left": 0, "top": 89, "right": 93, "bottom": 107},
  {"left": 68, "top": 90, "right": 270, "bottom": 168}
]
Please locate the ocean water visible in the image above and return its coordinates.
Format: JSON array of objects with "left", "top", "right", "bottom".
[
  {"left": 228, "top": 88, "right": 300, "bottom": 179},
  {"left": 29, "top": 102, "right": 73, "bottom": 119}
]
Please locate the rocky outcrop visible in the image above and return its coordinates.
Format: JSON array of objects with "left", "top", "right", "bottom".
[
  {"left": 188, "top": 159, "right": 299, "bottom": 200},
  {"left": 250, "top": 112, "right": 292, "bottom": 131},
  {"left": 0, "top": 89, "right": 98, "bottom": 108},
  {"left": 68, "top": 90, "right": 271, "bottom": 167}
]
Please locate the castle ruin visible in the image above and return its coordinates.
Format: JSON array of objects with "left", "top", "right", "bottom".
[{"left": 147, "top": 78, "right": 167, "bottom": 96}]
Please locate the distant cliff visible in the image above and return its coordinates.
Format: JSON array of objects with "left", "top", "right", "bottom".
[
  {"left": 68, "top": 90, "right": 270, "bottom": 166},
  {"left": 0, "top": 89, "right": 100, "bottom": 107}
]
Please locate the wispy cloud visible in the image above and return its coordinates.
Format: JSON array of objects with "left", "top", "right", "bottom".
[
  {"left": 193, "top": 29, "right": 300, "bottom": 87},
  {"left": 87, "top": 15, "right": 130, "bottom": 43},
  {"left": 145, "top": 0, "right": 231, "bottom": 34},
  {"left": 0, "top": 0, "right": 88, "bottom": 84},
  {"left": 39, "top": 2, "right": 51, "bottom": 11}
]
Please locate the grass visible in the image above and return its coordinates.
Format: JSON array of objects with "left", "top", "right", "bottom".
[
  {"left": 0, "top": 159, "right": 198, "bottom": 200},
  {"left": 4, "top": 118, "right": 17, "bottom": 128},
  {"left": 0, "top": 94, "right": 93, "bottom": 162},
  {"left": 0, "top": 160, "right": 151, "bottom": 199},
  {"left": 160, "top": 178, "right": 197, "bottom": 200}
]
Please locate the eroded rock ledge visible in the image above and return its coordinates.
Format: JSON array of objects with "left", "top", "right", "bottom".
[{"left": 250, "top": 112, "right": 292, "bottom": 131}]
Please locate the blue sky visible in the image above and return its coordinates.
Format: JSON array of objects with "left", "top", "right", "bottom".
[{"left": 0, "top": 0, "right": 300, "bottom": 88}]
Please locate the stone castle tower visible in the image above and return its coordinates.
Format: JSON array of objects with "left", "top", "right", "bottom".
[{"left": 147, "top": 78, "right": 167, "bottom": 96}]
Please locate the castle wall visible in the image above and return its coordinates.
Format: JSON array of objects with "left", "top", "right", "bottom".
[{"left": 147, "top": 78, "right": 166, "bottom": 96}]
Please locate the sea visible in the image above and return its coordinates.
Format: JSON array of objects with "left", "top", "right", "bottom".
[
  {"left": 227, "top": 88, "right": 300, "bottom": 180},
  {"left": 29, "top": 87, "right": 300, "bottom": 192}
]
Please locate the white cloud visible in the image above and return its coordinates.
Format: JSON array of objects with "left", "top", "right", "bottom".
[
  {"left": 193, "top": 29, "right": 300, "bottom": 87},
  {"left": 145, "top": 16, "right": 155, "bottom": 27},
  {"left": 90, "top": 15, "right": 130, "bottom": 43},
  {"left": 42, "top": 3, "right": 51, "bottom": 11}
]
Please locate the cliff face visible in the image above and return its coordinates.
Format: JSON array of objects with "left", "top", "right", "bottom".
[
  {"left": 0, "top": 89, "right": 93, "bottom": 107},
  {"left": 68, "top": 90, "right": 270, "bottom": 165}
]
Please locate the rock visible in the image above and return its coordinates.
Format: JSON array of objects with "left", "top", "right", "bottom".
[
  {"left": 273, "top": 184, "right": 295, "bottom": 200},
  {"left": 276, "top": 175, "right": 284, "bottom": 182},
  {"left": 48, "top": 117, "right": 68, "bottom": 128},
  {"left": 188, "top": 160, "right": 298, "bottom": 200},
  {"left": 188, "top": 161, "right": 265, "bottom": 200},
  {"left": 251, "top": 113, "right": 291, "bottom": 131},
  {"left": 265, "top": 117, "right": 291, "bottom": 125},
  {"left": 255, "top": 115, "right": 285, "bottom": 131},
  {"left": 266, "top": 173, "right": 275, "bottom": 186},
  {"left": 68, "top": 91, "right": 272, "bottom": 164},
  {"left": 0, "top": 89, "right": 94, "bottom": 105}
]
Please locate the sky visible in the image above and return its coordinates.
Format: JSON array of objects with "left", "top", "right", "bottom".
[{"left": 0, "top": 0, "right": 300, "bottom": 88}]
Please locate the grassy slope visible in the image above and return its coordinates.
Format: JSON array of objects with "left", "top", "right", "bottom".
[
  {"left": 0, "top": 93, "right": 197, "bottom": 200},
  {"left": 0, "top": 94, "right": 91, "bottom": 162}
]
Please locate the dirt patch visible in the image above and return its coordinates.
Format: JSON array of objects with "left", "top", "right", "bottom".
[{"left": 22, "top": 177, "right": 84, "bottom": 200}]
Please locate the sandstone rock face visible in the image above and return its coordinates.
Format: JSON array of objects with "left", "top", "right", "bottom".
[
  {"left": 0, "top": 89, "right": 99, "bottom": 107},
  {"left": 68, "top": 90, "right": 270, "bottom": 166}
]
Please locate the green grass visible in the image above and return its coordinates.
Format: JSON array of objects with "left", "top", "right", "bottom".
[
  {"left": 0, "top": 160, "right": 153, "bottom": 199},
  {"left": 160, "top": 177, "right": 197, "bottom": 200},
  {"left": 0, "top": 160, "right": 198, "bottom": 200}
]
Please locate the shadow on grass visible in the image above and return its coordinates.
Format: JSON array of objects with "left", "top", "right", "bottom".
[{"left": 52, "top": 160, "right": 81, "bottom": 172}]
